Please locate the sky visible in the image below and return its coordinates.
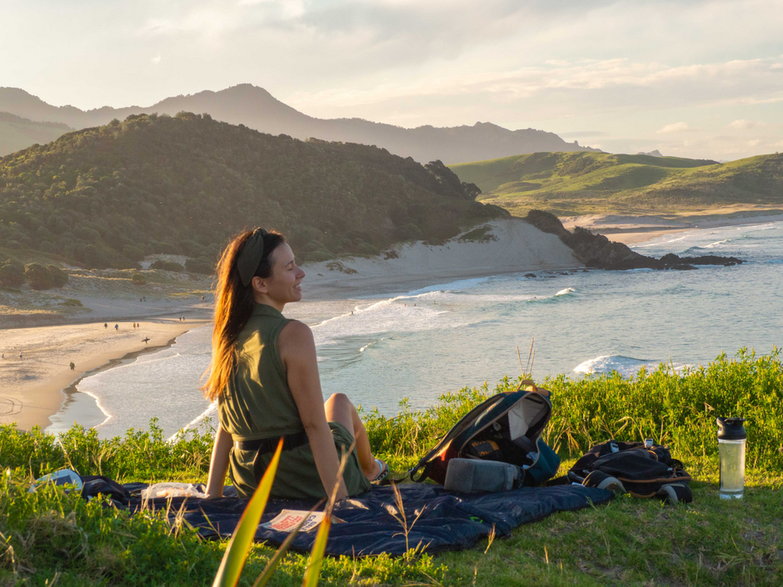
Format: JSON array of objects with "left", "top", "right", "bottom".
[{"left": 2, "top": 0, "right": 782, "bottom": 161}]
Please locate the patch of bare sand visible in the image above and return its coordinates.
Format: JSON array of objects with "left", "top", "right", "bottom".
[
  {"left": 562, "top": 205, "right": 783, "bottom": 245},
  {"left": 303, "top": 218, "right": 581, "bottom": 298}
]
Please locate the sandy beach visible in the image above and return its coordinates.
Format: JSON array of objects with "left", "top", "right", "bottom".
[
  {"left": 563, "top": 205, "right": 783, "bottom": 244},
  {"left": 2, "top": 210, "right": 781, "bottom": 434},
  {"left": 0, "top": 317, "right": 210, "bottom": 431}
]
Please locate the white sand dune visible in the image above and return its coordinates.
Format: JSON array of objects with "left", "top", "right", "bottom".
[{"left": 304, "top": 218, "right": 581, "bottom": 298}]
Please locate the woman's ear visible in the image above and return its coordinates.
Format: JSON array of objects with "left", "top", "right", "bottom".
[{"left": 251, "top": 275, "right": 268, "bottom": 294}]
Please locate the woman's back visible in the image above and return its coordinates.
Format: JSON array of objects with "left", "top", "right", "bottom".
[{"left": 219, "top": 303, "right": 301, "bottom": 440}]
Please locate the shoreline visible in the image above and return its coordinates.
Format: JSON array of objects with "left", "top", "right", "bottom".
[
  {"left": 3, "top": 211, "right": 782, "bottom": 434},
  {"left": 0, "top": 315, "right": 210, "bottom": 431},
  {"left": 45, "top": 334, "right": 190, "bottom": 436},
  {"left": 562, "top": 207, "right": 783, "bottom": 245}
]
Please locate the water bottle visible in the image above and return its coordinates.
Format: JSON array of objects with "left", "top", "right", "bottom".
[{"left": 716, "top": 417, "right": 746, "bottom": 499}]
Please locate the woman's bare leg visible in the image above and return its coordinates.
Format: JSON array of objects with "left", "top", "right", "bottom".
[{"left": 324, "top": 393, "right": 379, "bottom": 479}]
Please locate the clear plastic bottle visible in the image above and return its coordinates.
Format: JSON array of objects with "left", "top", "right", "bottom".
[{"left": 716, "top": 417, "right": 746, "bottom": 499}]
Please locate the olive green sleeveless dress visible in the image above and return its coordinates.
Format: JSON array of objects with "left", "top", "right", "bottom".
[{"left": 218, "top": 303, "right": 371, "bottom": 499}]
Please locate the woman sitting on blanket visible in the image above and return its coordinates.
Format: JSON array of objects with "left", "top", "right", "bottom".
[{"left": 204, "top": 227, "right": 387, "bottom": 499}]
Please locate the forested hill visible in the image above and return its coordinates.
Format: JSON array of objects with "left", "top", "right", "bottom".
[
  {"left": 0, "top": 113, "right": 505, "bottom": 269},
  {"left": 451, "top": 151, "right": 783, "bottom": 216}
]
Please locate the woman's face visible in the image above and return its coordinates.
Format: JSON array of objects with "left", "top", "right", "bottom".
[{"left": 252, "top": 243, "right": 306, "bottom": 310}]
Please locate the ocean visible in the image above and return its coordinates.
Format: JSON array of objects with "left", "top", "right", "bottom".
[{"left": 47, "top": 220, "right": 783, "bottom": 439}]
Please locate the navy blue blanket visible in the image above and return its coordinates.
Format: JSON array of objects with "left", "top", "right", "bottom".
[{"left": 128, "top": 483, "right": 612, "bottom": 556}]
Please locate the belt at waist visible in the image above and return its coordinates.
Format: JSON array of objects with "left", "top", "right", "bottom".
[{"left": 234, "top": 430, "right": 308, "bottom": 454}]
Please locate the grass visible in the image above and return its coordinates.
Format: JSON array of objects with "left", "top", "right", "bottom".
[
  {"left": 450, "top": 152, "right": 783, "bottom": 217},
  {"left": 1, "top": 349, "right": 782, "bottom": 585}
]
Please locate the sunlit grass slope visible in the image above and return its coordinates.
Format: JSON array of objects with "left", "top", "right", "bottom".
[
  {"left": 451, "top": 151, "right": 783, "bottom": 217},
  {"left": 1, "top": 349, "right": 781, "bottom": 585}
]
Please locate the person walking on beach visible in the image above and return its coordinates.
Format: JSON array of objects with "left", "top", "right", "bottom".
[{"left": 204, "top": 227, "right": 387, "bottom": 500}]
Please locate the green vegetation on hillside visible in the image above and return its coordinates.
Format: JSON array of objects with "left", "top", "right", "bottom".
[
  {"left": 1, "top": 349, "right": 781, "bottom": 584},
  {"left": 0, "top": 113, "right": 503, "bottom": 270},
  {"left": 451, "top": 151, "right": 783, "bottom": 216}
]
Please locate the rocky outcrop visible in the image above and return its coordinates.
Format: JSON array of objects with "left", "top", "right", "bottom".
[{"left": 524, "top": 210, "right": 742, "bottom": 270}]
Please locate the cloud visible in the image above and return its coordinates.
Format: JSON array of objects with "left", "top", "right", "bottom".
[
  {"left": 728, "top": 119, "right": 758, "bottom": 130},
  {"left": 4, "top": 0, "right": 783, "bottom": 161},
  {"left": 657, "top": 122, "right": 691, "bottom": 134}
]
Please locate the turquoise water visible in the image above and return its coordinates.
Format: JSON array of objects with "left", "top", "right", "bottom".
[{"left": 48, "top": 220, "right": 783, "bottom": 439}]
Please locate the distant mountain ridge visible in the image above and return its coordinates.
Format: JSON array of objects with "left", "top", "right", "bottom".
[
  {"left": 0, "top": 84, "right": 596, "bottom": 162},
  {"left": 0, "top": 112, "right": 72, "bottom": 156}
]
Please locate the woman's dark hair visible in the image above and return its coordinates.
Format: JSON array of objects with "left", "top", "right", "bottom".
[{"left": 203, "top": 228, "right": 285, "bottom": 400}]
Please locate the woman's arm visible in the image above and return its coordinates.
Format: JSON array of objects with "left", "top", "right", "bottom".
[
  {"left": 206, "top": 423, "right": 232, "bottom": 497},
  {"left": 278, "top": 320, "right": 348, "bottom": 500}
]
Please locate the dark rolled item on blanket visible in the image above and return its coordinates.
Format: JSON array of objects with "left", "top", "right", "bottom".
[{"left": 444, "top": 458, "right": 522, "bottom": 493}]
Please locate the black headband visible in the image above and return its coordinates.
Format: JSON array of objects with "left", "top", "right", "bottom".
[{"left": 236, "top": 228, "right": 268, "bottom": 287}]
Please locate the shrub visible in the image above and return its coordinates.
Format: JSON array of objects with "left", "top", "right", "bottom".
[
  {"left": 0, "top": 262, "right": 24, "bottom": 288},
  {"left": 150, "top": 260, "right": 184, "bottom": 272},
  {"left": 46, "top": 265, "right": 69, "bottom": 287},
  {"left": 458, "top": 225, "right": 497, "bottom": 243},
  {"left": 184, "top": 257, "right": 214, "bottom": 274},
  {"left": 21, "top": 263, "right": 69, "bottom": 290},
  {"left": 24, "top": 263, "right": 54, "bottom": 290}
]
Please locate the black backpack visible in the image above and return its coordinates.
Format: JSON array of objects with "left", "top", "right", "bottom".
[
  {"left": 566, "top": 440, "right": 692, "bottom": 504},
  {"left": 408, "top": 389, "right": 558, "bottom": 487}
]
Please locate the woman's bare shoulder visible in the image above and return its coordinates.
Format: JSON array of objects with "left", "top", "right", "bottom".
[{"left": 279, "top": 319, "right": 315, "bottom": 351}]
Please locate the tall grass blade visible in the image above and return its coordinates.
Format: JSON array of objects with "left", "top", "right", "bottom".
[
  {"left": 252, "top": 501, "right": 323, "bottom": 587},
  {"left": 301, "top": 441, "right": 353, "bottom": 587},
  {"left": 302, "top": 516, "right": 331, "bottom": 587},
  {"left": 212, "top": 438, "right": 283, "bottom": 587}
]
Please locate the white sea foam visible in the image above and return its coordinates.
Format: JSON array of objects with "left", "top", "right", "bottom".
[
  {"left": 573, "top": 355, "right": 691, "bottom": 378},
  {"left": 573, "top": 355, "right": 661, "bottom": 377},
  {"left": 312, "top": 290, "right": 474, "bottom": 347},
  {"left": 702, "top": 239, "right": 731, "bottom": 249}
]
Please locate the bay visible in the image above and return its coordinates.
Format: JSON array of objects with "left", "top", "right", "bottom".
[{"left": 48, "top": 220, "right": 783, "bottom": 439}]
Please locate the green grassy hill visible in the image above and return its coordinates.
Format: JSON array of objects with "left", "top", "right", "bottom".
[
  {"left": 451, "top": 151, "right": 783, "bottom": 216},
  {"left": 0, "top": 113, "right": 504, "bottom": 270}
]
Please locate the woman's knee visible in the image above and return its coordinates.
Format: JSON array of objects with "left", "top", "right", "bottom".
[
  {"left": 324, "top": 393, "right": 355, "bottom": 425},
  {"left": 325, "top": 392, "right": 351, "bottom": 411}
]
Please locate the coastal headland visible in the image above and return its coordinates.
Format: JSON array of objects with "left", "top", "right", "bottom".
[{"left": 2, "top": 211, "right": 781, "bottom": 434}]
